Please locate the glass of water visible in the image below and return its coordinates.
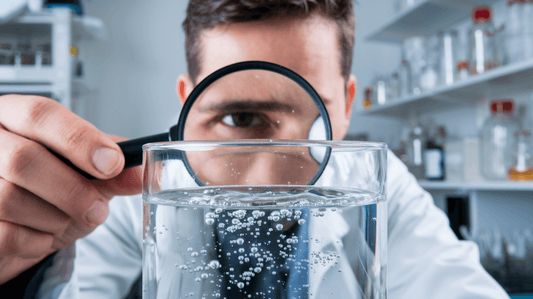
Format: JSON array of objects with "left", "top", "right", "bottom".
[{"left": 142, "top": 140, "right": 387, "bottom": 299}]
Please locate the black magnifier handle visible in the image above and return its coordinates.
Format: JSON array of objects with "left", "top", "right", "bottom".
[{"left": 53, "top": 130, "right": 172, "bottom": 180}]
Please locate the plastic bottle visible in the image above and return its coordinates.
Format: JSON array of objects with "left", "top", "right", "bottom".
[
  {"left": 480, "top": 100, "right": 521, "bottom": 180},
  {"left": 469, "top": 6, "right": 503, "bottom": 75}
]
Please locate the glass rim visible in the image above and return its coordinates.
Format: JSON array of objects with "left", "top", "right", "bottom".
[{"left": 142, "top": 139, "right": 388, "bottom": 151}]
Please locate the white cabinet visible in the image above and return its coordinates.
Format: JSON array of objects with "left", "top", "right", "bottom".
[{"left": 0, "top": 8, "right": 105, "bottom": 117}]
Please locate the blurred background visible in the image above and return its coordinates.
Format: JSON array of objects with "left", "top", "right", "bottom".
[{"left": 0, "top": 0, "right": 532, "bottom": 296}]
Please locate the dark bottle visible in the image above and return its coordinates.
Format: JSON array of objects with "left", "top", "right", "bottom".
[{"left": 424, "top": 125, "right": 446, "bottom": 180}]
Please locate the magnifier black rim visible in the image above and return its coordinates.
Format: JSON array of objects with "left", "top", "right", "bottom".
[{"left": 174, "top": 60, "right": 332, "bottom": 186}]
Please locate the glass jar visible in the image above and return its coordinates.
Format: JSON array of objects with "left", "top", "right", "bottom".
[
  {"left": 405, "top": 124, "right": 427, "bottom": 180},
  {"left": 469, "top": 7, "right": 503, "bottom": 75},
  {"left": 142, "top": 141, "right": 388, "bottom": 299},
  {"left": 480, "top": 100, "right": 521, "bottom": 180},
  {"left": 504, "top": 0, "right": 533, "bottom": 64},
  {"left": 508, "top": 130, "right": 533, "bottom": 181}
]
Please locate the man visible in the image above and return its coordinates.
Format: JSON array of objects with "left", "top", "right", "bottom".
[{"left": 0, "top": 0, "right": 509, "bottom": 298}]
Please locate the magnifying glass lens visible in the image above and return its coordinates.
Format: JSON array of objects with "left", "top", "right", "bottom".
[
  {"left": 178, "top": 65, "right": 331, "bottom": 186},
  {"left": 183, "top": 69, "right": 320, "bottom": 141}
]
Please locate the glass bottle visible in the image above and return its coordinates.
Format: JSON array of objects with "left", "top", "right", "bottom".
[
  {"left": 508, "top": 130, "right": 533, "bottom": 181},
  {"left": 438, "top": 30, "right": 459, "bottom": 86},
  {"left": 469, "top": 6, "right": 503, "bottom": 75},
  {"left": 480, "top": 100, "right": 521, "bottom": 180},
  {"left": 372, "top": 75, "right": 389, "bottom": 105},
  {"left": 405, "top": 124, "right": 427, "bottom": 180}
]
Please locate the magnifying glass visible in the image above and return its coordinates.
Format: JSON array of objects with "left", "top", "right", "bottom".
[{"left": 59, "top": 61, "right": 332, "bottom": 185}]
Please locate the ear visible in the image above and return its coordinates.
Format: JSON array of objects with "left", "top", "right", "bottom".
[
  {"left": 345, "top": 75, "right": 357, "bottom": 118},
  {"left": 176, "top": 74, "right": 195, "bottom": 106}
]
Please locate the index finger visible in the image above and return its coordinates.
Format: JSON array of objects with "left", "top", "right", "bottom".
[{"left": 0, "top": 95, "right": 124, "bottom": 179}]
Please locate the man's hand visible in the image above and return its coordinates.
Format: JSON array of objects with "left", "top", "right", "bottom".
[{"left": 0, "top": 95, "right": 142, "bottom": 284}]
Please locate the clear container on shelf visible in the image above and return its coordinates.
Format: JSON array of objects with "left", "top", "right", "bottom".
[
  {"left": 372, "top": 75, "right": 389, "bottom": 105},
  {"left": 445, "top": 132, "right": 465, "bottom": 182},
  {"left": 468, "top": 7, "right": 503, "bottom": 75},
  {"left": 403, "top": 36, "right": 425, "bottom": 95},
  {"left": 389, "top": 72, "right": 401, "bottom": 100},
  {"left": 405, "top": 124, "right": 427, "bottom": 180},
  {"left": 508, "top": 130, "right": 533, "bottom": 181},
  {"left": 504, "top": 0, "right": 533, "bottom": 64},
  {"left": 438, "top": 30, "right": 459, "bottom": 86},
  {"left": 399, "top": 58, "right": 412, "bottom": 97},
  {"left": 480, "top": 100, "right": 521, "bottom": 180},
  {"left": 420, "top": 34, "right": 440, "bottom": 91}
]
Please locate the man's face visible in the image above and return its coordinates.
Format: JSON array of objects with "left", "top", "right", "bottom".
[{"left": 179, "top": 13, "right": 356, "bottom": 141}]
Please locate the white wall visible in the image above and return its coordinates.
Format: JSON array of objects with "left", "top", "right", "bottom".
[{"left": 80, "top": 0, "right": 186, "bottom": 138}]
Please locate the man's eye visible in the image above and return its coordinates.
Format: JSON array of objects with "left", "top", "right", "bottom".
[{"left": 221, "top": 113, "right": 264, "bottom": 127}]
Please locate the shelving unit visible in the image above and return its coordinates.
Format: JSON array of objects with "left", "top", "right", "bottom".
[
  {"left": 366, "top": 0, "right": 499, "bottom": 43},
  {"left": 0, "top": 8, "right": 105, "bottom": 116},
  {"left": 355, "top": 58, "right": 533, "bottom": 119}
]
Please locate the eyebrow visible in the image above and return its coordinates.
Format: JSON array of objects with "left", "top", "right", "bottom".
[{"left": 198, "top": 101, "right": 296, "bottom": 113}]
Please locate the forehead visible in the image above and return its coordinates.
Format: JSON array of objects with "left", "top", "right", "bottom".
[{"left": 196, "top": 13, "right": 343, "bottom": 96}]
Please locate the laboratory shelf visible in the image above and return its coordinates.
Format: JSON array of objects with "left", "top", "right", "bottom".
[
  {"left": 355, "top": 58, "right": 533, "bottom": 119},
  {"left": 0, "top": 66, "right": 55, "bottom": 84},
  {"left": 366, "top": 0, "right": 498, "bottom": 43},
  {"left": 0, "top": 79, "right": 89, "bottom": 96},
  {"left": 419, "top": 180, "right": 533, "bottom": 191},
  {"left": 16, "top": 11, "right": 106, "bottom": 41}
]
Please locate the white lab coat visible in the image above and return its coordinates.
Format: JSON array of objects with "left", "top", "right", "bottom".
[{"left": 35, "top": 150, "right": 510, "bottom": 299}]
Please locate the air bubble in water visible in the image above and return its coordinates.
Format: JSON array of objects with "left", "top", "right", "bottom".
[
  {"left": 298, "top": 219, "right": 306, "bottom": 225},
  {"left": 254, "top": 267, "right": 262, "bottom": 273},
  {"left": 276, "top": 224, "right": 284, "bottom": 231},
  {"left": 205, "top": 218, "right": 215, "bottom": 225},
  {"left": 236, "top": 238, "right": 244, "bottom": 245},
  {"left": 187, "top": 247, "right": 193, "bottom": 252},
  {"left": 201, "top": 273, "right": 208, "bottom": 279},
  {"left": 237, "top": 282, "right": 245, "bottom": 289},
  {"left": 191, "top": 252, "right": 199, "bottom": 257},
  {"left": 251, "top": 247, "right": 258, "bottom": 253},
  {"left": 208, "top": 260, "right": 221, "bottom": 269}
]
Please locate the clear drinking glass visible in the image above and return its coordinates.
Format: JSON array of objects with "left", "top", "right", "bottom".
[{"left": 142, "top": 140, "right": 388, "bottom": 299}]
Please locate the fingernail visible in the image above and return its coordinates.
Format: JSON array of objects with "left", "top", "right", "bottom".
[
  {"left": 86, "top": 201, "right": 109, "bottom": 225},
  {"left": 92, "top": 148, "right": 120, "bottom": 175}
]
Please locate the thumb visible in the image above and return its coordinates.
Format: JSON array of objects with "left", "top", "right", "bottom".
[{"left": 91, "top": 135, "right": 142, "bottom": 197}]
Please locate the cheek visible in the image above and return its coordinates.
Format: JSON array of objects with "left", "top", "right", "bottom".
[{"left": 325, "top": 104, "right": 348, "bottom": 139}]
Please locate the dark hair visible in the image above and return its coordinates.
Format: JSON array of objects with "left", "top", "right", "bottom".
[{"left": 182, "top": 0, "right": 355, "bottom": 84}]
